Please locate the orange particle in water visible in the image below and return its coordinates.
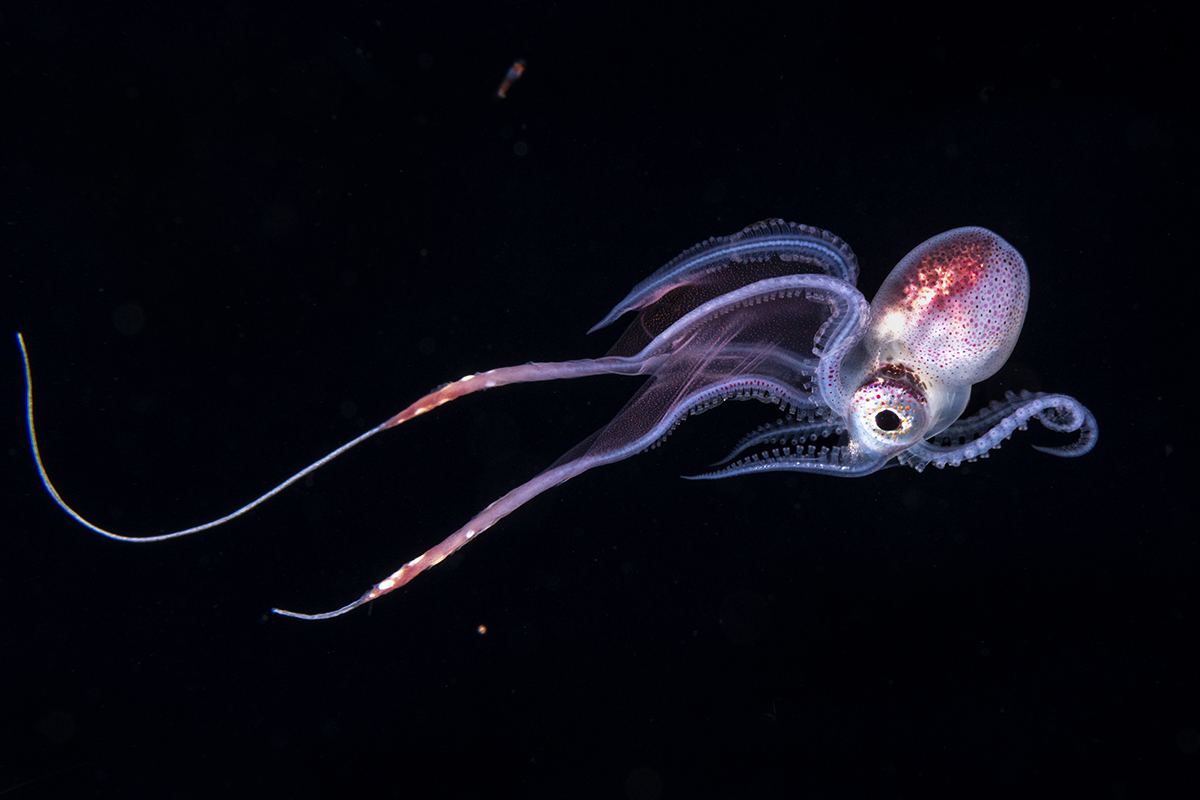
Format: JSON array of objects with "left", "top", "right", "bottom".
[{"left": 496, "top": 59, "right": 526, "bottom": 99}]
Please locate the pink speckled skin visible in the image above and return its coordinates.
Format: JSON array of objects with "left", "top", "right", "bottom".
[
  {"left": 824, "top": 227, "right": 1080, "bottom": 473},
  {"left": 867, "top": 227, "right": 1029, "bottom": 387}
]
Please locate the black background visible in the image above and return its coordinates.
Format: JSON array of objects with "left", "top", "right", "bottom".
[{"left": 1, "top": 2, "right": 1191, "bottom": 797}]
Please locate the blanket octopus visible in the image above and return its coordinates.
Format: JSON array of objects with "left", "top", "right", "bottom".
[{"left": 18, "top": 220, "right": 1096, "bottom": 619}]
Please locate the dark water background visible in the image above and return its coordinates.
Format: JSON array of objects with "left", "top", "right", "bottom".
[{"left": 0, "top": 3, "right": 1190, "bottom": 797}]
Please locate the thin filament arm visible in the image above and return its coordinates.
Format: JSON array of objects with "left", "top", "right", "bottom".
[
  {"left": 272, "top": 361, "right": 744, "bottom": 620},
  {"left": 17, "top": 332, "right": 394, "bottom": 542},
  {"left": 18, "top": 333, "right": 644, "bottom": 547},
  {"left": 270, "top": 438, "right": 613, "bottom": 620}
]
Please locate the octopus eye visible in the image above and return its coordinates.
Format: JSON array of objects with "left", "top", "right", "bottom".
[
  {"left": 849, "top": 377, "right": 928, "bottom": 454},
  {"left": 875, "top": 409, "right": 902, "bottom": 431}
]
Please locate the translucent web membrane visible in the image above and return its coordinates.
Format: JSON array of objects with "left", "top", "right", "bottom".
[{"left": 15, "top": 275, "right": 851, "bottom": 619}]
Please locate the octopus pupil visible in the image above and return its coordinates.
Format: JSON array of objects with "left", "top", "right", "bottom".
[{"left": 875, "top": 409, "right": 902, "bottom": 431}]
